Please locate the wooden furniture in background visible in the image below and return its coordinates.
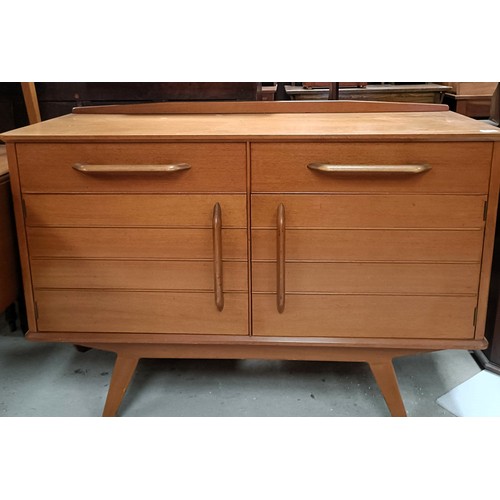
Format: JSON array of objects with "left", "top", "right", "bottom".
[
  {"left": 0, "top": 146, "right": 19, "bottom": 327},
  {"left": 30, "top": 82, "right": 262, "bottom": 120},
  {"left": 440, "top": 82, "right": 497, "bottom": 119},
  {"left": 2, "top": 100, "right": 500, "bottom": 417},
  {"left": 261, "top": 85, "right": 277, "bottom": 101},
  {"left": 328, "top": 83, "right": 339, "bottom": 100},
  {"left": 285, "top": 83, "right": 452, "bottom": 103},
  {"left": 20, "top": 83, "right": 41, "bottom": 124},
  {"left": 437, "top": 82, "right": 497, "bottom": 96},
  {"left": 300, "top": 83, "right": 340, "bottom": 99},
  {"left": 486, "top": 83, "right": 499, "bottom": 127},
  {"left": 302, "top": 82, "right": 367, "bottom": 88},
  {"left": 443, "top": 94, "right": 493, "bottom": 118},
  {"left": 1, "top": 83, "right": 265, "bottom": 131}
]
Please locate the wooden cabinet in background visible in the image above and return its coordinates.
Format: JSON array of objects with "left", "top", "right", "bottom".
[
  {"left": 286, "top": 83, "right": 452, "bottom": 103},
  {"left": 439, "top": 82, "right": 497, "bottom": 118},
  {"left": 2, "top": 100, "right": 500, "bottom": 417},
  {"left": 0, "top": 147, "right": 19, "bottom": 316},
  {"left": 437, "top": 82, "right": 497, "bottom": 96}
]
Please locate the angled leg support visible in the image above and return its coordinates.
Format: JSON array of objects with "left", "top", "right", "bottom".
[
  {"left": 369, "top": 359, "right": 407, "bottom": 417},
  {"left": 102, "top": 354, "right": 139, "bottom": 417}
]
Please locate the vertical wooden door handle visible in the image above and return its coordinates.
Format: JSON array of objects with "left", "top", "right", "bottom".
[
  {"left": 277, "top": 203, "right": 286, "bottom": 313},
  {"left": 213, "top": 203, "right": 224, "bottom": 311}
]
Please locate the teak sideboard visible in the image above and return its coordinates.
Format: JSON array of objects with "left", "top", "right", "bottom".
[{"left": 2, "top": 100, "right": 500, "bottom": 417}]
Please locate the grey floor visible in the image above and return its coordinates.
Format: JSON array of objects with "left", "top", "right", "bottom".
[{"left": 0, "top": 312, "right": 482, "bottom": 417}]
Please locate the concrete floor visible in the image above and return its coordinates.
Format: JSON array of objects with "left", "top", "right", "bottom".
[{"left": 0, "top": 313, "right": 482, "bottom": 417}]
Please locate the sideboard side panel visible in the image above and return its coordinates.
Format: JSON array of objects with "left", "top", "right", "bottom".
[
  {"left": 5, "top": 144, "right": 37, "bottom": 331},
  {"left": 476, "top": 142, "right": 500, "bottom": 339}
]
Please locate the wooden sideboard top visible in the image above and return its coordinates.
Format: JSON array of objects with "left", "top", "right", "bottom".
[{"left": 2, "top": 107, "right": 500, "bottom": 143}]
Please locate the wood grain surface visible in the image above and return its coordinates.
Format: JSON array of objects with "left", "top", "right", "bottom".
[
  {"left": 71, "top": 100, "right": 449, "bottom": 114},
  {"left": 32, "top": 259, "right": 248, "bottom": 291},
  {"left": 24, "top": 194, "right": 247, "bottom": 227},
  {"left": 252, "top": 262, "right": 480, "bottom": 294},
  {"left": 251, "top": 194, "right": 486, "bottom": 229},
  {"left": 27, "top": 227, "right": 247, "bottom": 259},
  {"left": 35, "top": 290, "right": 248, "bottom": 335},
  {"left": 251, "top": 142, "right": 492, "bottom": 194},
  {"left": 251, "top": 228, "right": 484, "bottom": 262},
  {"left": 4, "top": 145, "right": 37, "bottom": 331},
  {"left": 252, "top": 294, "right": 477, "bottom": 339},
  {"left": 3, "top": 111, "right": 500, "bottom": 142},
  {"left": 16, "top": 142, "right": 246, "bottom": 193},
  {"left": 475, "top": 142, "right": 500, "bottom": 338}
]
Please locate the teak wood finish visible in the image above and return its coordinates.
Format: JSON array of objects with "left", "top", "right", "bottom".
[{"left": 2, "top": 100, "right": 500, "bottom": 417}]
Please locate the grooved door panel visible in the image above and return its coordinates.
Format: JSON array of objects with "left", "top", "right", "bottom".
[
  {"left": 36, "top": 290, "right": 249, "bottom": 334},
  {"left": 252, "top": 195, "right": 486, "bottom": 229},
  {"left": 252, "top": 294, "right": 477, "bottom": 339},
  {"left": 252, "top": 262, "right": 480, "bottom": 294},
  {"left": 251, "top": 229, "right": 484, "bottom": 262},
  {"left": 24, "top": 194, "right": 246, "bottom": 227},
  {"left": 27, "top": 227, "right": 248, "bottom": 259},
  {"left": 32, "top": 260, "right": 248, "bottom": 291}
]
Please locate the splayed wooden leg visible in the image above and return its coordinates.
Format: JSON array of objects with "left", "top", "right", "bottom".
[
  {"left": 369, "top": 359, "right": 407, "bottom": 417},
  {"left": 102, "top": 354, "right": 139, "bottom": 417}
]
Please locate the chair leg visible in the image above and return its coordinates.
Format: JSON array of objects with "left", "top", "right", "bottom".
[
  {"left": 102, "top": 354, "right": 139, "bottom": 417},
  {"left": 369, "top": 359, "right": 407, "bottom": 417}
]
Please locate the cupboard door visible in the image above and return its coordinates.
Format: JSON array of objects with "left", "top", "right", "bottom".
[
  {"left": 251, "top": 194, "right": 484, "bottom": 340},
  {"left": 28, "top": 190, "right": 249, "bottom": 336}
]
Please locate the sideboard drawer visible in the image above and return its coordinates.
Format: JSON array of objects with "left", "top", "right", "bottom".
[
  {"left": 17, "top": 143, "right": 247, "bottom": 193},
  {"left": 252, "top": 142, "right": 492, "bottom": 193}
]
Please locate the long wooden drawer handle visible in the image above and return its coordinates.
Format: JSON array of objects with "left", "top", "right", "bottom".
[
  {"left": 307, "top": 163, "right": 431, "bottom": 174},
  {"left": 277, "top": 203, "right": 285, "bottom": 314},
  {"left": 213, "top": 202, "right": 224, "bottom": 312},
  {"left": 72, "top": 163, "right": 191, "bottom": 173}
]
